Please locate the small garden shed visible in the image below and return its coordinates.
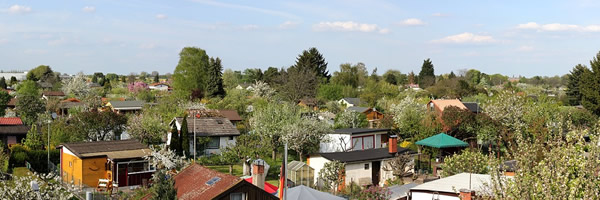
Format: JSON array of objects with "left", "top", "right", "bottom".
[{"left": 287, "top": 161, "right": 315, "bottom": 187}]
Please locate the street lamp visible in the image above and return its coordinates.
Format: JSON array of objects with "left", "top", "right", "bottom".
[{"left": 47, "top": 112, "right": 56, "bottom": 172}]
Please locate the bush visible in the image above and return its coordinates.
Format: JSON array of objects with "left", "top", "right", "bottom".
[
  {"left": 10, "top": 151, "right": 28, "bottom": 169},
  {"left": 8, "top": 147, "right": 60, "bottom": 173},
  {"left": 440, "top": 149, "right": 491, "bottom": 177}
]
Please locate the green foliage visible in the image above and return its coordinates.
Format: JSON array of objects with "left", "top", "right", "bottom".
[
  {"left": 220, "top": 133, "right": 270, "bottom": 172},
  {"left": 277, "top": 67, "right": 319, "bottom": 102},
  {"left": 16, "top": 80, "right": 40, "bottom": 96},
  {"left": 382, "top": 70, "right": 407, "bottom": 85},
  {"left": 169, "top": 126, "right": 181, "bottom": 155},
  {"left": 282, "top": 117, "right": 332, "bottom": 161},
  {"left": 180, "top": 116, "right": 190, "bottom": 156},
  {"left": 0, "top": 77, "right": 6, "bottom": 89},
  {"left": 331, "top": 63, "right": 368, "bottom": 88},
  {"left": 127, "top": 112, "right": 167, "bottom": 145},
  {"left": 207, "top": 88, "right": 250, "bottom": 117},
  {"left": 441, "top": 149, "right": 491, "bottom": 177},
  {"left": 242, "top": 68, "right": 263, "bottom": 84},
  {"left": 0, "top": 90, "right": 10, "bottom": 116},
  {"left": 418, "top": 58, "right": 435, "bottom": 88},
  {"left": 26, "top": 65, "right": 54, "bottom": 82},
  {"left": 250, "top": 102, "right": 301, "bottom": 159},
  {"left": 16, "top": 94, "right": 45, "bottom": 125},
  {"left": 222, "top": 69, "right": 241, "bottom": 89},
  {"left": 23, "top": 125, "right": 43, "bottom": 150},
  {"left": 334, "top": 111, "right": 367, "bottom": 129},
  {"left": 440, "top": 106, "right": 477, "bottom": 140},
  {"left": 150, "top": 170, "right": 177, "bottom": 200},
  {"left": 317, "top": 84, "right": 345, "bottom": 101},
  {"left": 70, "top": 111, "right": 128, "bottom": 141},
  {"left": 318, "top": 160, "right": 345, "bottom": 193},
  {"left": 465, "top": 69, "right": 482, "bottom": 85},
  {"left": 292, "top": 47, "right": 329, "bottom": 81},
  {"left": 567, "top": 64, "right": 588, "bottom": 106},
  {"left": 578, "top": 52, "right": 600, "bottom": 115},
  {"left": 173, "top": 47, "right": 210, "bottom": 99},
  {"left": 360, "top": 79, "right": 398, "bottom": 107},
  {"left": 390, "top": 96, "right": 426, "bottom": 139},
  {"left": 207, "top": 57, "right": 225, "bottom": 98}
]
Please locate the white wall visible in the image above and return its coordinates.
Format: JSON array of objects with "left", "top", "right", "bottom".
[
  {"left": 308, "top": 155, "right": 330, "bottom": 185},
  {"left": 0, "top": 72, "right": 27, "bottom": 81},
  {"left": 319, "top": 134, "right": 351, "bottom": 153},
  {"left": 411, "top": 192, "right": 459, "bottom": 200},
  {"left": 205, "top": 136, "right": 236, "bottom": 155},
  {"left": 345, "top": 162, "right": 372, "bottom": 186}
]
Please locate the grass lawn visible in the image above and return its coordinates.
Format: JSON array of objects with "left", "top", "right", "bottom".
[
  {"left": 12, "top": 167, "right": 31, "bottom": 177},
  {"left": 206, "top": 165, "right": 281, "bottom": 187}
]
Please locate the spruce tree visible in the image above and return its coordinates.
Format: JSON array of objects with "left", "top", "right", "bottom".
[
  {"left": 207, "top": 57, "right": 225, "bottom": 98},
  {"left": 153, "top": 73, "right": 159, "bottom": 83},
  {"left": 566, "top": 64, "right": 588, "bottom": 106},
  {"left": 170, "top": 126, "right": 181, "bottom": 155},
  {"left": 449, "top": 71, "right": 456, "bottom": 79},
  {"left": 292, "top": 47, "right": 329, "bottom": 81},
  {"left": 418, "top": 58, "right": 435, "bottom": 88},
  {"left": 0, "top": 77, "right": 6, "bottom": 89},
  {"left": 180, "top": 116, "right": 190, "bottom": 157},
  {"left": 580, "top": 52, "right": 600, "bottom": 115}
]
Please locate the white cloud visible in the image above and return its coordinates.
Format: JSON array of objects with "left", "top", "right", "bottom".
[
  {"left": 517, "top": 45, "right": 534, "bottom": 51},
  {"left": 517, "top": 22, "right": 600, "bottom": 32},
  {"left": 82, "top": 6, "right": 96, "bottom": 13},
  {"left": 431, "top": 32, "right": 495, "bottom": 44},
  {"left": 241, "top": 24, "right": 259, "bottom": 30},
  {"left": 8, "top": 5, "right": 31, "bottom": 14},
  {"left": 399, "top": 18, "right": 425, "bottom": 26},
  {"left": 156, "top": 14, "right": 167, "bottom": 19},
  {"left": 313, "top": 21, "right": 389, "bottom": 34},
  {"left": 279, "top": 21, "right": 300, "bottom": 29}
]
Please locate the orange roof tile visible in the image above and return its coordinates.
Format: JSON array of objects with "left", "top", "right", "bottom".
[
  {"left": 429, "top": 99, "right": 467, "bottom": 112},
  {"left": 174, "top": 164, "right": 242, "bottom": 200},
  {"left": 0, "top": 117, "right": 23, "bottom": 125}
]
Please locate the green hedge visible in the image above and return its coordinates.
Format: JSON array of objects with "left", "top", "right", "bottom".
[{"left": 8, "top": 148, "right": 60, "bottom": 173}]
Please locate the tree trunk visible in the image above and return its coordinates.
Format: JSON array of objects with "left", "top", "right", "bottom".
[
  {"left": 298, "top": 152, "right": 303, "bottom": 162},
  {"left": 243, "top": 161, "right": 252, "bottom": 176},
  {"left": 229, "top": 164, "right": 233, "bottom": 175},
  {"left": 272, "top": 149, "right": 276, "bottom": 160}
]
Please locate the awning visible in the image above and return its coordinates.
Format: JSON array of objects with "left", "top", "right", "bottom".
[{"left": 415, "top": 133, "right": 468, "bottom": 148}]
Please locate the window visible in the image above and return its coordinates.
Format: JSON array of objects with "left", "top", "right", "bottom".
[
  {"left": 364, "top": 163, "right": 369, "bottom": 170},
  {"left": 206, "top": 137, "right": 220, "bottom": 149},
  {"left": 69, "top": 161, "right": 72, "bottom": 167},
  {"left": 352, "top": 137, "right": 362, "bottom": 151},
  {"left": 229, "top": 136, "right": 234, "bottom": 140},
  {"left": 351, "top": 135, "right": 375, "bottom": 150},
  {"left": 230, "top": 193, "right": 246, "bottom": 200}
]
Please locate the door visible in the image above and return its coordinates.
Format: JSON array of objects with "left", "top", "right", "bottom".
[
  {"left": 372, "top": 161, "right": 381, "bottom": 186},
  {"left": 117, "top": 164, "right": 127, "bottom": 187}
]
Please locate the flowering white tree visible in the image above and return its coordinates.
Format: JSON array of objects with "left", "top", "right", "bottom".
[
  {"left": 250, "top": 80, "right": 275, "bottom": 99},
  {"left": 250, "top": 102, "right": 301, "bottom": 159},
  {"left": 61, "top": 72, "right": 90, "bottom": 99},
  {"left": 0, "top": 173, "right": 74, "bottom": 199},
  {"left": 145, "top": 144, "right": 188, "bottom": 171},
  {"left": 282, "top": 117, "right": 333, "bottom": 161},
  {"left": 389, "top": 95, "right": 425, "bottom": 139},
  {"left": 482, "top": 91, "right": 527, "bottom": 134},
  {"left": 334, "top": 110, "right": 367, "bottom": 129}
]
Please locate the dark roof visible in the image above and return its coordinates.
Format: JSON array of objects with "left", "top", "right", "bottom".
[
  {"left": 174, "top": 164, "right": 243, "bottom": 200},
  {"left": 59, "top": 101, "right": 84, "bottom": 109},
  {"left": 7, "top": 98, "right": 16, "bottom": 106},
  {"left": 217, "top": 109, "right": 242, "bottom": 121},
  {"left": 57, "top": 140, "right": 147, "bottom": 158},
  {"left": 501, "top": 160, "right": 517, "bottom": 172},
  {"left": 342, "top": 97, "right": 361, "bottom": 105},
  {"left": 109, "top": 100, "right": 144, "bottom": 110},
  {"left": 346, "top": 106, "right": 370, "bottom": 113},
  {"left": 320, "top": 147, "right": 416, "bottom": 163},
  {"left": 462, "top": 102, "right": 481, "bottom": 113},
  {"left": 42, "top": 91, "right": 65, "bottom": 96},
  {"left": 174, "top": 117, "right": 240, "bottom": 136},
  {"left": 0, "top": 125, "right": 30, "bottom": 135},
  {"left": 334, "top": 128, "right": 390, "bottom": 135}
]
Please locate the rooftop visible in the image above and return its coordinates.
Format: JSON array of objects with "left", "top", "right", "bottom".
[
  {"left": 462, "top": 102, "right": 481, "bottom": 113},
  {"left": 0, "top": 117, "right": 23, "bottom": 125},
  {"left": 320, "top": 147, "right": 415, "bottom": 163},
  {"left": 341, "top": 97, "right": 361, "bottom": 105},
  {"left": 410, "top": 173, "right": 492, "bottom": 194},
  {"left": 217, "top": 109, "right": 242, "bottom": 121},
  {"left": 58, "top": 140, "right": 149, "bottom": 159},
  {"left": 173, "top": 117, "right": 240, "bottom": 136},
  {"left": 174, "top": 164, "right": 242, "bottom": 200},
  {"left": 108, "top": 100, "right": 144, "bottom": 110},
  {"left": 429, "top": 99, "right": 467, "bottom": 112},
  {"left": 346, "top": 106, "right": 370, "bottom": 113},
  {"left": 333, "top": 128, "right": 390, "bottom": 135}
]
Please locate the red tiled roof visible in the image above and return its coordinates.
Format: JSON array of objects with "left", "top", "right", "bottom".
[
  {"left": 244, "top": 177, "right": 278, "bottom": 194},
  {"left": 0, "top": 117, "right": 23, "bottom": 125},
  {"left": 217, "top": 109, "right": 243, "bottom": 121},
  {"left": 42, "top": 91, "right": 65, "bottom": 96},
  {"left": 61, "top": 98, "right": 81, "bottom": 103},
  {"left": 174, "top": 164, "right": 242, "bottom": 200}
]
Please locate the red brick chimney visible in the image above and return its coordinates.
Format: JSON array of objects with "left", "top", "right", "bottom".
[
  {"left": 459, "top": 189, "right": 475, "bottom": 200},
  {"left": 389, "top": 135, "right": 398, "bottom": 154},
  {"left": 252, "top": 159, "right": 265, "bottom": 189}
]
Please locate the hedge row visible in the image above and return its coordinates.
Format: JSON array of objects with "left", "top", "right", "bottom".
[{"left": 9, "top": 145, "right": 60, "bottom": 173}]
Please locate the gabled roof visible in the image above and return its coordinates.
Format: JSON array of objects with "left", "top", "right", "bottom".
[
  {"left": 0, "top": 117, "right": 23, "bottom": 125},
  {"left": 389, "top": 183, "right": 419, "bottom": 200},
  {"left": 7, "top": 98, "right": 16, "bottom": 106},
  {"left": 319, "top": 147, "right": 415, "bottom": 163},
  {"left": 217, "top": 109, "right": 242, "bottom": 121},
  {"left": 172, "top": 117, "right": 240, "bottom": 136},
  {"left": 334, "top": 128, "right": 390, "bottom": 135},
  {"left": 0, "top": 125, "right": 29, "bottom": 135},
  {"left": 287, "top": 185, "right": 345, "bottom": 200},
  {"left": 108, "top": 100, "right": 144, "bottom": 110},
  {"left": 174, "top": 164, "right": 242, "bottom": 200},
  {"left": 462, "top": 102, "right": 481, "bottom": 113},
  {"left": 429, "top": 99, "right": 467, "bottom": 112},
  {"left": 42, "top": 91, "right": 65, "bottom": 96},
  {"left": 61, "top": 97, "right": 81, "bottom": 103},
  {"left": 57, "top": 140, "right": 149, "bottom": 159},
  {"left": 415, "top": 133, "right": 468, "bottom": 148},
  {"left": 243, "top": 177, "right": 278, "bottom": 194},
  {"left": 346, "top": 106, "right": 370, "bottom": 113},
  {"left": 341, "top": 97, "right": 361, "bottom": 106},
  {"left": 410, "top": 173, "right": 492, "bottom": 194}
]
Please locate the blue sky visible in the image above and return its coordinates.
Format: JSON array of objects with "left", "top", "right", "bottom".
[{"left": 2, "top": 0, "right": 600, "bottom": 77}]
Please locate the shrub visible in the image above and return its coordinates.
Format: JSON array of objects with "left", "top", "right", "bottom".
[{"left": 441, "top": 149, "right": 491, "bottom": 177}]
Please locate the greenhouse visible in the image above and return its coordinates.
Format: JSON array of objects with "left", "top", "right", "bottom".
[{"left": 287, "top": 161, "right": 315, "bottom": 187}]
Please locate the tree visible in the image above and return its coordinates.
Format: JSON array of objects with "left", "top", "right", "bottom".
[
  {"left": 70, "top": 111, "right": 128, "bottom": 141},
  {"left": 334, "top": 111, "right": 368, "bottom": 129},
  {"left": 292, "top": 47, "right": 329, "bottom": 81},
  {"left": 440, "top": 149, "right": 491, "bottom": 177},
  {"left": 331, "top": 63, "right": 368, "bottom": 88},
  {"left": 23, "top": 124, "right": 43, "bottom": 150},
  {"left": 169, "top": 126, "right": 181, "bottom": 155},
  {"left": 566, "top": 64, "right": 588, "bottom": 106},
  {"left": 0, "top": 77, "right": 6, "bottom": 89},
  {"left": 383, "top": 70, "right": 403, "bottom": 85},
  {"left": 153, "top": 73, "right": 160, "bottom": 83},
  {"left": 317, "top": 84, "right": 345, "bottom": 101},
  {"left": 222, "top": 69, "right": 241, "bottom": 89},
  {"left": 262, "top": 67, "right": 280, "bottom": 84},
  {"left": 318, "top": 161, "right": 345, "bottom": 194},
  {"left": 282, "top": 117, "right": 332, "bottom": 161},
  {"left": 149, "top": 170, "right": 177, "bottom": 200},
  {"left": 250, "top": 81, "right": 275, "bottom": 99},
  {"left": 0, "top": 91, "right": 10, "bottom": 116},
  {"left": 61, "top": 72, "right": 90, "bottom": 99},
  {"left": 173, "top": 47, "right": 210, "bottom": 99},
  {"left": 220, "top": 133, "right": 270, "bottom": 175},
  {"left": 26, "top": 65, "right": 53, "bottom": 82},
  {"left": 448, "top": 71, "right": 456, "bottom": 79},
  {"left": 207, "top": 57, "right": 225, "bottom": 98},
  {"left": 580, "top": 52, "right": 600, "bottom": 115},
  {"left": 440, "top": 105, "right": 476, "bottom": 140},
  {"left": 465, "top": 69, "right": 482, "bottom": 85},
  {"left": 242, "top": 68, "right": 263, "bottom": 84},
  {"left": 250, "top": 102, "right": 301, "bottom": 159},
  {"left": 418, "top": 58, "right": 435, "bottom": 88},
  {"left": 382, "top": 153, "right": 414, "bottom": 184},
  {"left": 180, "top": 116, "right": 190, "bottom": 156},
  {"left": 207, "top": 88, "right": 251, "bottom": 117},
  {"left": 0, "top": 173, "right": 74, "bottom": 199},
  {"left": 390, "top": 96, "right": 425, "bottom": 139},
  {"left": 16, "top": 95, "right": 45, "bottom": 125},
  {"left": 16, "top": 80, "right": 40, "bottom": 96},
  {"left": 127, "top": 113, "right": 168, "bottom": 145},
  {"left": 278, "top": 67, "right": 319, "bottom": 102},
  {"left": 9, "top": 76, "right": 17, "bottom": 86}
]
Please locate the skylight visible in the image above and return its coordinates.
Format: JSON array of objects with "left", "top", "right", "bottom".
[{"left": 205, "top": 177, "right": 221, "bottom": 186}]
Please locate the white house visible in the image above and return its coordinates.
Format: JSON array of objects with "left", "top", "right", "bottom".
[
  {"left": 409, "top": 173, "right": 494, "bottom": 200},
  {"left": 320, "top": 128, "right": 390, "bottom": 153},
  {"left": 338, "top": 98, "right": 361, "bottom": 108},
  {"left": 309, "top": 135, "right": 416, "bottom": 187},
  {"left": 169, "top": 117, "right": 240, "bottom": 156},
  {"left": 149, "top": 83, "right": 171, "bottom": 91}
]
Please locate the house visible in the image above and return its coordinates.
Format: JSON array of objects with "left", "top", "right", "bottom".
[
  {"left": 319, "top": 128, "right": 391, "bottom": 153},
  {"left": 338, "top": 98, "right": 361, "bottom": 108},
  {"left": 0, "top": 117, "right": 30, "bottom": 148},
  {"left": 169, "top": 117, "right": 240, "bottom": 156},
  {"left": 461, "top": 102, "right": 481, "bottom": 113},
  {"left": 148, "top": 82, "right": 171, "bottom": 91},
  {"left": 6, "top": 98, "right": 16, "bottom": 110},
  {"left": 58, "top": 98, "right": 85, "bottom": 115},
  {"left": 409, "top": 173, "right": 493, "bottom": 200},
  {"left": 106, "top": 100, "right": 144, "bottom": 114},
  {"left": 346, "top": 106, "right": 384, "bottom": 128},
  {"left": 42, "top": 91, "right": 66, "bottom": 100},
  {"left": 0, "top": 71, "right": 27, "bottom": 81},
  {"left": 298, "top": 98, "right": 319, "bottom": 111},
  {"left": 57, "top": 140, "right": 153, "bottom": 188},
  {"left": 404, "top": 83, "right": 421, "bottom": 91},
  {"left": 172, "top": 163, "right": 278, "bottom": 200},
  {"left": 216, "top": 109, "right": 243, "bottom": 126},
  {"left": 235, "top": 83, "right": 254, "bottom": 91},
  {"left": 309, "top": 136, "right": 416, "bottom": 187},
  {"left": 427, "top": 99, "right": 467, "bottom": 116}
]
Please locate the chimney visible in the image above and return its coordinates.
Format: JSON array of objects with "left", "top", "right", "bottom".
[
  {"left": 252, "top": 159, "right": 265, "bottom": 189},
  {"left": 389, "top": 135, "right": 398, "bottom": 154},
  {"left": 459, "top": 189, "right": 475, "bottom": 200}
]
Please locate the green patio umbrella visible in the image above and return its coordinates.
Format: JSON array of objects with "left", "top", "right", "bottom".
[{"left": 415, "top": 133, "right": 468, "bottom": 148}]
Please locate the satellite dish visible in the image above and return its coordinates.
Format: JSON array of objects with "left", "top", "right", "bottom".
[{"left": 51, "top": 112, "right": 57, "bottom": 119}]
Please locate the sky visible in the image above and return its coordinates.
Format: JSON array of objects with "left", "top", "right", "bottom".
[{"left": 2, "top": 0, "right": 600, "bottom": 77}]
